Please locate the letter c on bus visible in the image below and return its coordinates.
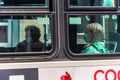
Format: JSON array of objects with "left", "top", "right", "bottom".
[
  {"left": 94, "top": 70, "right": 104, "bottom": 80},
  {"left": 118, "top": 70, "right": 120, "bottom": 80}
]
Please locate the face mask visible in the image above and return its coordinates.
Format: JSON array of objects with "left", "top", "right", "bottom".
[
  {"left": 83, "top": 34, "right": 90, "bottom": 43},
  {"left": 26, "top": 37, "right": 32, "bottom": 43}
]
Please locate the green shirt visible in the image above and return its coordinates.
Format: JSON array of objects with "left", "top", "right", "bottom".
[{"left": 82, "top": 42, "right": 109, "bottom": 54}]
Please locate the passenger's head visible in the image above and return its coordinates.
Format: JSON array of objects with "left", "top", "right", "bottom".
[
  {"left": 84, "top": 23, "right": 104, "bottom": 43},
  {"left": 25, "top": 25, "right": 41, "bottom": 42}
]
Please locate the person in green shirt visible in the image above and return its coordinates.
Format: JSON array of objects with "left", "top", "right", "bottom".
[{"left": 81, "top": 22, "right": 109, "bottom": 54}]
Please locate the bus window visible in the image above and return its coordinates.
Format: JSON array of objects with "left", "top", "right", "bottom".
[
  {"left": 119, "top": 0, "right": 120, "bottom": 6},
  {"left": 67, "top": 0, "right": 117, "bottom": 10},
  {"left": 69, "top": 0, "right": 115, "bottom": 7},
  {"left": 68, "top": 14, "right": 120, "bottom": 54},
  {"left": 0, "top": 15, "right": 52, "bottom": 53},
  {"left": 0, "top": 0, "right": 48, "bottom": 6}
]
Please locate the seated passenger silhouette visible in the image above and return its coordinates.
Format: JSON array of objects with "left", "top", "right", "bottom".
[
  {"left": 15, "top": 25, "right": 45, "bottom": 52},
  {"left": 81, "top": 23, "right": 109, "bottom": 54}
]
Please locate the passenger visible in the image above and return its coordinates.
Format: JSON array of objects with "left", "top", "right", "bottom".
[
  {"left": 15, "top": 25, "right": 45, "bottom": 52},
  {"left": 81, "top": 22, "right": 109, "bottom": 54}
]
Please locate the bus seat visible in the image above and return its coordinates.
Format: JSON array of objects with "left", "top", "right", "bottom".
[
  {"left": 105, "top": 41, "right": 117, "bottom": 53},
  {"left": 106, "top": 32, "right": 120, "bottom": 52}
]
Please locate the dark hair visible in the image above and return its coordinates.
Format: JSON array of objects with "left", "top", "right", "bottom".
[{"left": 25, "top": 25, "right": 41, "bottom": 42}]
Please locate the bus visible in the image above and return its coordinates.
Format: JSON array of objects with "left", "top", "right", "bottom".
[{"left": 0, "top": 0, "right": 120, "bottom": 80}]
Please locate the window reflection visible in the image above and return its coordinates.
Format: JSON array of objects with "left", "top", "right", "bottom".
[
  {"left": 69, "top": 0, "right": 115, "bottom": 7},
  {"left": 0, "top": 15, "right": 52, "bottom": 53},
  {"left": 0, "top": 25, "right": 8, "bottom": 42},
  {"left": 68, "top": 15, "right": 120, "bottom": 54}
]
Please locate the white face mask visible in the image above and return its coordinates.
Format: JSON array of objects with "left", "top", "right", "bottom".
[{"left": 26, "top": 37, "right": 32, "bottom": 43}]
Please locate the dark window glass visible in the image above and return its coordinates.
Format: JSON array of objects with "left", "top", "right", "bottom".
[
  {"left": 0, "top": 15, "right": 52, "bottom": 53},
  {"left": 119, "top": 0, "right": 120, "bottom": 6},
  {"left": 0, "top": 0, "right": 48, "bottom": 6},
  {"left": 68, "top": 15, "right": 120, "bottom": 54}
]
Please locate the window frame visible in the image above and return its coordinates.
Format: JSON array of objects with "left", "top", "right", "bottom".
[
  {"left": 0, "top": 13, "right": 59, "bottom": 61},
  {"left": 0, "top": 0, "right": 60, "bottom": 61},
  {"left": 64, "top": 12, "right": 120, "bottom": 60}
]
